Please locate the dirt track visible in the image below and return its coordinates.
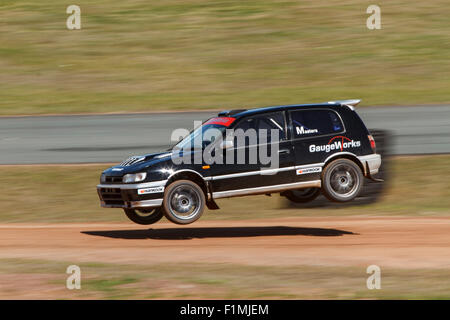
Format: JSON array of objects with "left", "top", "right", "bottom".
[{"left": 1, "top": 216, "right": 450, "bottom": 269}]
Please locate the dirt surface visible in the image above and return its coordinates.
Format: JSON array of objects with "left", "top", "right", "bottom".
[{"left": 1, "top": 216, "right": 450, "bottom": 269}]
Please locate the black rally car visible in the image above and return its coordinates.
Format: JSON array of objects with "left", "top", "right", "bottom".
[{"left": 97, "top": 99, "right": 381, "bottom": 225}]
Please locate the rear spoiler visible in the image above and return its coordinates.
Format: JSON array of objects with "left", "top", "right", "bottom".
[{"left": 327, "top": 99, "right": 361, "bottom": 110}]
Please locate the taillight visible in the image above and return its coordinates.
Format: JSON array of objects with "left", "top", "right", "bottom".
[{"left": 368, "top": 134, "right": 376, "bottom": 152}]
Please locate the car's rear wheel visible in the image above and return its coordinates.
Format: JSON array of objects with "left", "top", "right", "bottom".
[
  {"left": 283, "top": 188, "right": 321, "bottom": 203},
  {"left": 124, "top": 208, "right": 164, "bottom": 225},
  {"left": 162, "top": 179, "right": 206, "bottom": 225},
  {"left": 322, "top": 158, "right": 363, "bottom": 202}
]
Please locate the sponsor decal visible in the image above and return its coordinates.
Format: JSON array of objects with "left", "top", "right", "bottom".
[
  {"left": 203, "top": 117, "right": 236, "bottom": 127},
  {"left": 120, "top": 155, "right": 146, "bottom": 166},
  {"left": 295, "top": 126, "right": 318, "bottom": 135},
  {"left": 112, "top": 168, "right": 123, "bottom": 171},
  {"left": 309, "top": 136, "right": 361, "bottom": 153},
  {"left": 137, "top": 186, "right": 164, "bottom": 195},
  {"left": 296, "top": 166, "right": 322, "bottom": 175}
]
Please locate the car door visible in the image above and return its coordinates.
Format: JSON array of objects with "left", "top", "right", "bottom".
[
  {"left": 210, "top": 111, "right": 295, "bottom": 193},
  {"left": 288, "top": 108, "right": 346, "bottom": 182}
]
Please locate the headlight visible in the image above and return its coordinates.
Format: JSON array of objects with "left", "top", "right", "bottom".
[
  {"left": 122, "top": 172, "right": 147, "bottom": 183},
  {"left": 100, "top": 174, "right": 106, "bottom": 183}
]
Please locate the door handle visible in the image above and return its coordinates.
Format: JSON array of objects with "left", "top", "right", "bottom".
[{"left": 278, "top": 149, "right": 290, "bottom": 155}]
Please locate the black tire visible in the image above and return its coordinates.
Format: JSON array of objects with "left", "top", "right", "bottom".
[
  {"left": 321, "top": 158, "right": 364, "bottom": 202},
  {"left": 124, "top": 208, "right": 164, "bottom": 225},
  {"left": 283, "top": 188, "right": 321, "bottom": 203},
  {"left": 162, "top": 179, "right": 206, "bottom": 225}
]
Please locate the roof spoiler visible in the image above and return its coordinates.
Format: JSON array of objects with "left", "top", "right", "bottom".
[{"left": 327, "top": 99, "right": 361, "bottom": 110}]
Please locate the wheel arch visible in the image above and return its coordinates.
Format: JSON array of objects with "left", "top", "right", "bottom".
[
  {"left": 166, "top": 170, "right": 208, "bottom": 195},
  {"left": 323, "top": 152, "right": 366, "bottom": 175}
]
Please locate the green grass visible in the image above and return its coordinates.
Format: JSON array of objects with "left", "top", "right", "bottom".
[
  {"left": 0, "top": 0, "right": 449, "bottom": 115},
  {"left": 0, "top": 155, "right": 449, "bottom": 223},
  {"left": 1, "top": 258, "right": 450, "bottom": 299}
]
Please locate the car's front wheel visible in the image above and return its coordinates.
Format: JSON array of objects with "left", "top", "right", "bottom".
[
  {"left": 283, "top": 188, "right": 321, "bottom": 203},
  {"left": 124, "top": 208, "right": 164, "bottom": 225},
  {"left": 162, "top": 179, "right": 206, "bottom": 225},
  {"left": 321, "top": 158, "right": 363, "bottom": 202}
]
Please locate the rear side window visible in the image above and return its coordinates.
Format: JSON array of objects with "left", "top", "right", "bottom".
[{"left": 290, "top": 109, "right": 344, "bottom": 139}]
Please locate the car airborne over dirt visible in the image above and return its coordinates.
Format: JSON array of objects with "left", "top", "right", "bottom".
[{"left": 97, "top": 99, "right": 381, "bottom": 225}]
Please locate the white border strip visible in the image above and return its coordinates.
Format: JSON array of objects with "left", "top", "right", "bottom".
[{"left": 213, "top": 180, "right": 321, "bottom": 199}]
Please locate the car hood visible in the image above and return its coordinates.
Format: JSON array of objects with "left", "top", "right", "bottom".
[{"left": 103, "top": 151, "right": 173, "bottom": 175}]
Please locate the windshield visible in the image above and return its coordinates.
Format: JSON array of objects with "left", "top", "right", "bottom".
[{"left": 172, "top": 117, "right": 235, "bottom": 151}]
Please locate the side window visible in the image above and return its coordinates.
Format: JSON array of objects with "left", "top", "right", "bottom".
[
  {"left": 255, "top": 112, "right": 286, "bottom": 142},
  {"left": 232, "top": 112, "right": 286, "bottom": 146},
  {"left": 234, "top": 117, "right": 255, "bottom": 132},
  {"left": 233, "top": 117, "right": 257, "bottom": 147},
  {"left": 290, "top": 109, "right": 344, "bottom": 139}
]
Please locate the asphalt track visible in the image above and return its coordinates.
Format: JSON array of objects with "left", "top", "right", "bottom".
[{"left": 0, "top": 105, "right": 449, "bottom": 164}]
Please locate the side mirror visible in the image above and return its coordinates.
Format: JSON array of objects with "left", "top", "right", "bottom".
[{"left": 220, "top": 140, "right": 234, "bottom": 150}]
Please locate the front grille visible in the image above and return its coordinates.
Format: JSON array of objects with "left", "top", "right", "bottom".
[
  {"left": 104, "top": 176, "right": 123, "bottom": 184},
  {"left": 99, "top": 188, "right": 125, "bottom": 206}
]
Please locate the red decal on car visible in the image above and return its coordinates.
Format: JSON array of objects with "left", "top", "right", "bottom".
[
  {"left": 328, "top": 136, "right": 352, "bottom": 151},
  {"left": 204, "top": 117, "right": 236, "bottom": 127}
]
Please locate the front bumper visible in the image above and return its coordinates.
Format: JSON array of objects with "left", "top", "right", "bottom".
[
  {"left": 96, "top": 180, "right": 166, "bottom": 209},
  {"left": 358, "top": 153, "right": 382, "bottom": 176}
]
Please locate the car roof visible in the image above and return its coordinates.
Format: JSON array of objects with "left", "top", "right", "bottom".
[{"left": 218, "top": 99, "right": 361, "bottom": 119}]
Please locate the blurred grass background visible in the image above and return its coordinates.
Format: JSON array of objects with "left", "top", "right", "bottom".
[
  {"left": 2, "top": 258, "right": 450, "bottom": 299},
  {"left": 0, "top": 155, "right": 449, "bottom": 223},
  {"left": 1, "top": 0, "right": 449, "bottom": 115}
]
